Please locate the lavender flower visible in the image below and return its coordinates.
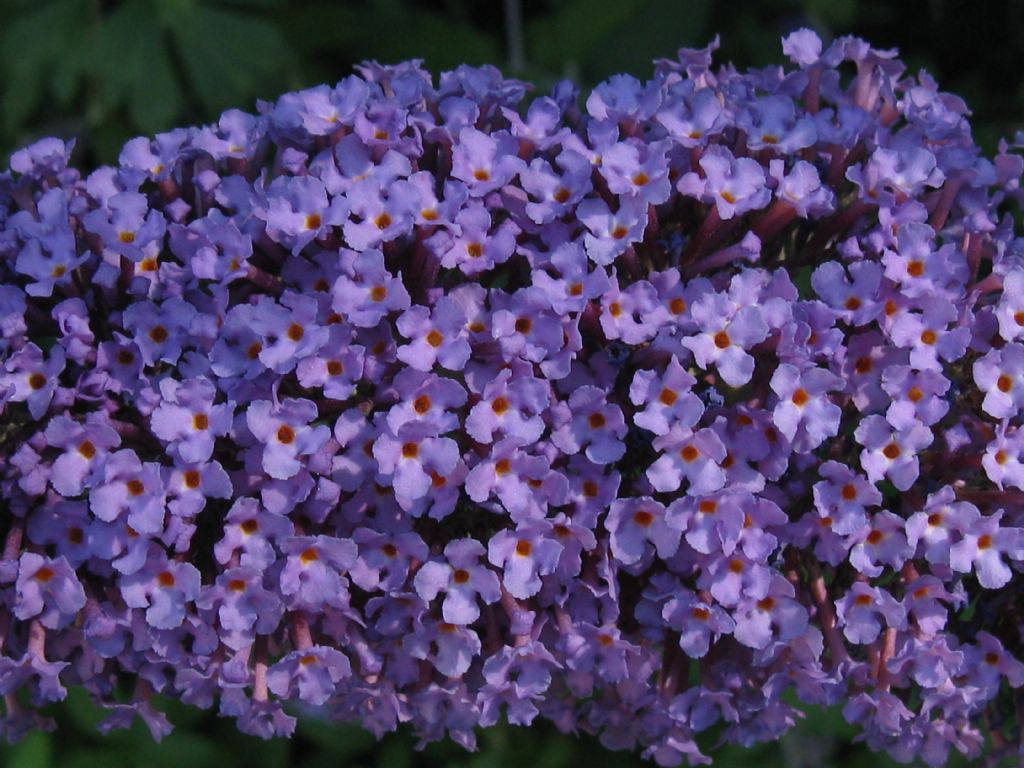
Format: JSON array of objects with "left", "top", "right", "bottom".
[{"left": 1, "top": 31, "right": 1023, "bottom": 767}]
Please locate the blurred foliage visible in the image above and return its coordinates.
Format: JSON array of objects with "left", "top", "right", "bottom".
[
  {"left": 1, "top": 0, "right": 1023, "bottom": 165},
  {"left": 1, "top": 0, "right": 1023, "bottom": 763},
  {"left": 0, "top": 687, "right": 1008, "bottom": 768}
]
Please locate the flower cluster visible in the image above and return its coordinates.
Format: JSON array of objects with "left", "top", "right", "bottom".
[{"left": 3, "top": 30, "right": 1024, "bottom": 766}]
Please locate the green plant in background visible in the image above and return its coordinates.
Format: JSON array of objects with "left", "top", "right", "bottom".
[
  {"left": 3, "top": 0, "right": 1022, "bottom": 165},
  {"left": 0, "top": 688, "right": 996, "bottom": 768},
  {"left": 3, "top": 3, "right": 1024, "bottom": 766}
]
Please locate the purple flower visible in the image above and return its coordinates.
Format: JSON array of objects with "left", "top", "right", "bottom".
[
  {"left": 551, "top": 386, "right": 627, "bottom": 464},
  {"left": 267, "top": 646, "right": 352, "bottom": 706},
  {"left": 881, "top": 365, "right": 950, "bottom": 429},
  {"left": 738, "top": 96, "right": 816, "bottom": 153},
  {"left": 331, "top": 250, "right": 411, "bottom": 328},
  {"left": 44, "top": 413, "right": 121, "bottom": 497},
  {"left": 598, "top": 140, "right": 672, "bottom": 205},
  {"left": 150, "top": 377, "right": 233, "bottom": 463},
  {"left": 605, "top": 497, "right": 681, "bottom": 565},
  {"left": 487, "top": 522, "right": 563, "bottom": 599},
  {"left": 386, "top": 369, "right": 467, "bottom": 436},
  {"left": 350, "top": 528, "right": 428, "bottom": 593},
  {"left": 973, "top": 343, "right": 1024, "bottom": 420},
  {"left": 465, "top": 439, "right": 563, "bottom": 521},
  {"left": 13, "top": 553, "right": 86, "bottom": 630},
  {"left": 119, "top": 552, "right": 201, "bottom": 630},
  {"left": 811, "top": 260, "right": 882, "bottom": 326},
  {"left": 732, "top": 575, "right": 808, "bottom": 650},
  {"left": 834, "top": 582, "right": 907, "bottom": 644},
  {"left": 82, "top": 191, "right": 166, "bottom": 262},
  {"left": 343, "top": 177, "right": 419, "bottom": 251},
  {"left": 678, "top": 146, "right": 771, "bottom": 219},
  {"left": 576, "top": 195, "right": 647, "bottom": 266},
  {"left": 122, "top": 298, "right": 197, "bottom": 367},
  {"left": 630, "top": 356, "right": 703, "bottom": 436},
  {"left": 949, "top": 509, "right": 1024, "bottom": 588},
  {"left": 278, "top": 535, "right": 358, "bottom": 611},
  {"left": 245, "top": 399, "right": 330, "bottom": 481},
  {"left": 888, "top": 299, "right": 970, "bottom": 372},
  {"left": 904, "top": 486, "right": 976, "bottom": 568},
  {"left": 451, "top": 127, "right": 524, "bottom": 196},
  {"left": 214, "top": 497, "right": 294, "bottom": 570},
  {"left": 465, "top": 366, "right": 549, "bottom": 445},
  {"left": 855, "top": 415, "right": 933, "bottom": 491},
  {"left": 699, "top": 552, "right": 772, "bottom": 607},
  {"left": 994, "top": 268, "right": 1024, "bottom": 342},
  {"left": 373, "top": 423, "right": 460, "bottom": 505},
  {"left": 255, "top": 175, "right": 346, "bottom": 255},
  {"left": 396, "top": 297, "right": 472, "bottom": 372},
  {"left": 247, "top": 293, "right": 329, "bottom": 375},
  {"left": 668, "top": 491, "right": 745, "bottom": 556},
  {"left": 599, "top": 278, "right": 662, "bottom": 345},
  {"left": 903, "top": 576, "right": 958, "bottom": 636},
  {"left": 413, "top": 539, "right": 501, "bottom": 625},
  {"left": 682, "top": 294, "right": 768, "bottom": 387},
  {"left": 647, "top": 426, "right": 727, "bottom": 495},
  {"left": 769, "top": 363, "right": 843, "bottom": 452},
  {"left": 847, "top": 511, "right": 913, "bottom": 577},
  {"left": 434, "top": 200, "right": 518, "bottom": 275},
  {"left": 768, "top": 159, "right": 834, "bottom": 217},
  {"left": 195, "top": 567, "right": 283, "bottom": 650},
  {"left": 2, "top": 342, "right": 64, "bottom": 420},
  {"left": 404, "top": 618, "right": 481, "bottom": 677},
  {"left": 812, "top": 460, "right": 883, "bottom": 536},
  {"left": 2, "top": 35, "right": 1024, "bottom": 763},
  {"left": 655, "top": 85, "right": 725, "bottom": 146},
  {"left": 662, "top": 589, "right": 735, "bottom": 657},
  {"left": 519, "top": 151, "right": 592, "bottom": 224},
  {"left": 295, "top": 326, "right": 365, "bottom": 400},
  {"left": 89, "top": 449, "right": 167, "bottom": 535}
]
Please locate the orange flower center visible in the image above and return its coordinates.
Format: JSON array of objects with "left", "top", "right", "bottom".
[{"left": 632, "top": 510, "right": 654, "bottom": 527}]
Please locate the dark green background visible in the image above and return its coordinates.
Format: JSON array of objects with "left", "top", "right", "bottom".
[
  {"left": 1, "top": 0, "right": 1022, "bottom": 764},
  {"left": 3, "top": 0, "right": 1024, "bottom": 165}
]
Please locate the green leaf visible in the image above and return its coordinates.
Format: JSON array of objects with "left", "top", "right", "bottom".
[
  {"left": 9, "top": 729, "right": 52, "bottom": 768},
  {"left": 577, "top": 0, "right": 713, "bottom": 81},
  {"left": 526, "top": 0, "right": 646, "bottom": 73},
  {"left": 84, "top": 0, "right": 183, "bottom": 134},
  {"left": 169, "top": 4, "right": 294, "bottom": 116},
  {"left": 278, "top": 3, "right": 499, "bottom": 72},
  {"left": 0, "top": 0, "right": 90, "bottom": 132}
]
